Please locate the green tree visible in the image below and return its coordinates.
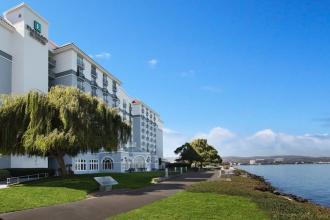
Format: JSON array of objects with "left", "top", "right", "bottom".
[
  {"left": 191, "top": 139, "right": 222, "bottom": 168},
  {"left": 174, "top": 142, "right": 201, "bottom": 166},
  {"left": 0, "top": 86, "right": 131, "bottom": 175}
]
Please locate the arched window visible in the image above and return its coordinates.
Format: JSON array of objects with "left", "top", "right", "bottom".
[{"left": 102, "top": 158, "right": 113, "bottom": 170}]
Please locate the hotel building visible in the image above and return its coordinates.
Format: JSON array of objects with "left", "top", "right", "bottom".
[{"left": 0, "top": 3, "right": 163, "bottom": 173}]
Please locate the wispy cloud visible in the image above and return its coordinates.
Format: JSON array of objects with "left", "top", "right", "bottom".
[
  {"left": 180, "top": 70, "right": 195, "bottom": 78},
  {"left": 90, "top": 52, "right": 111, "bottom": 60},
  {"left": 148, "top": 58, "right": 158, "bottom": 68},
  {"left": 315, "top": 117, "right": 330, "bottom": 127},
  {"left": 201, "top": 86, "right": 222, "bottom": 94}
]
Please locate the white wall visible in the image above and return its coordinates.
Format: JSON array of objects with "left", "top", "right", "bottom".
[
  {"left": 0, "top": 25, "right": 13, "bottom": 55},
  {"left": 54, "top": 50, "right": 76, "bottom": 73},
  {"left": 10, "top": 155, "right": 48, "bottom": 168},
  {"left": 6, "top": 5, "right": 49, "bottom": 94}
]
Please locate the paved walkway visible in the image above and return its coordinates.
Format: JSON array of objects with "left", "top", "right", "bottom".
[{"left": 0, "top": 171, "right": 216, "bottom": 220}]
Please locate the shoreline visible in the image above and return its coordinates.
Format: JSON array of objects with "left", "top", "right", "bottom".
[{"left": 234, "top": 169, "right": 327, "bottom": 208}]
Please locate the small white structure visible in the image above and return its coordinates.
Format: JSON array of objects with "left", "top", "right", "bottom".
[{"left": 94, "top": 176, "right": 118, "bottom": 192}]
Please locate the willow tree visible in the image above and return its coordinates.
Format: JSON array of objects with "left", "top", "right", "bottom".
[{"left": 0, "top": 86, "right": 131, "bottom": 175}]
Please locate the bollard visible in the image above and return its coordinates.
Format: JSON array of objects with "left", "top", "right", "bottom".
[
  {"left": 174, "top": 167, "right": 177, "bottom": 172},
  {"left": 165, "top": 168, "right": 169, "bottom": 178},
  {"left": 186, "top": 167, "right": 188, "bottom": 172},
  {"left": 218, "top": 169, "right": 222, "bottom": 178},
  {"left": 180, "top": 167, "right": 183, "bottom": 175}
]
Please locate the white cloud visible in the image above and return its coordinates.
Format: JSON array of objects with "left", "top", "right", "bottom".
[
  {"left": 194, "top": 127, "right": 236, "bottom": 144},
  {"left": 222, "top": 129, "right": 330, "bottom": 157},
  {"left": 163, "top": 127, "right": 330, "bottom": 158},
  {"left": 90, "top": 52, "right": 111, "bottom": 60},
  {"left": 201, "top": 86, "right": 222, "bottom": 94},
  {"left": 148, "top": 58, "right": 158, "bottom": 68},
  {"left": 180, "top": 70, "right": 195, "bottom": 78}
]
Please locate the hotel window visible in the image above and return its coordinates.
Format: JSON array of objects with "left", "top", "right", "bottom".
[
  {"left": 77, "top": 66, "right": 84, "bottom": 78},
  {"left": 77, "top": 55, "right": 84, "bottom": 68},
  {"left": 112, "top": 80, "right": 117, "bottom": 93},
  {"left": 92, "top": 87, "right": 97, "bottom": 97},
  {"left": 75, "top": 159, "right": 86, "bottom": 171},
  {"left": 91, "top": 65, "right": 97, "bottom": 79},
  {"left": 78, "top": 79, "right": 84, "bottom": 91},
  {"left": 103, "top": 94, "right": 108, "bottom": 103},
  {"left": 103, "top": 74, "right": 108, "bottom": 87},
  {"left": 89, "top": 160, "right": 99, "bottom": 170}
]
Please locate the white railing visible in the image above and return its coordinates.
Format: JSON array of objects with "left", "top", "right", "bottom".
[{"left": 6, "top": 173, "right": 49, "bottom": 186}]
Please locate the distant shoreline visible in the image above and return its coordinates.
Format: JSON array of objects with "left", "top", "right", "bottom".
[{"left": 239, "top": 163, "right": 330, "bottom": 166}]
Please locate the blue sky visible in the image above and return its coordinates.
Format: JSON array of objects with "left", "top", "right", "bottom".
[{"left": 2, "top": 0, "right": 330, "bottom": 157}]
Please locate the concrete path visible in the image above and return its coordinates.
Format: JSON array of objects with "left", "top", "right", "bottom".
[{"left": 0, "top": 171, "right": 216, "bottom": 220}]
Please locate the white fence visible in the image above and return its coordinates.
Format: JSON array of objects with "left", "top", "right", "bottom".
[{"left": 6, "top": 173, "right": 49, "bottom": 186}]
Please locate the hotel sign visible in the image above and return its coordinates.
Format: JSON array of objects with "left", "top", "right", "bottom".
[
  {"left": 34, "top": 20, "right": 41, "bottom": 33},
  {"left": 26, "top": 20, "right": 48, "bottom": 45}
]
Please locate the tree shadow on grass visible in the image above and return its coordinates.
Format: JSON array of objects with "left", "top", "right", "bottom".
[{"left": 90, "top": 171, "right": 215, "bottom": 197}]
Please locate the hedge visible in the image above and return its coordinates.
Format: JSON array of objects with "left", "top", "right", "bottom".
[
  {"left": 4, "top": 168, "right": 55, "bottom": 177},
  {"left": 0, "top": 169, "right": 10, "bottom": 181}
]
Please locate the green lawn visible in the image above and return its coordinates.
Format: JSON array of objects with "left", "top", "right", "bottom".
[
  {"left": 0, "top": 171, "right": 164, "bottom": 213},
  {"left": 111, "top": 192, "right": 268, "bottom": 220},
  {"left": 187, "top": 176, "right": 330, "bottom": 220},
  {"left": 109, "top": 173, "right": 330, "bottom": 220}
]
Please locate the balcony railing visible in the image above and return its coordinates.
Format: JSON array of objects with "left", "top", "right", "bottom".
[
  {"left": 91, "top": 80, "right": 98, "bottom": 87},
  {"left": 48, "top": 70, "right": 56, "bottom": 79},
  {"left": 102, "top": 87, "right": 109, "bottom": 93},
  {"left": 91, "top": 69, "right": 97, "bottom": 78},
  {"left": 103, "top": 79, "right": 108, "bottom": 87},
  {"left": 77, "top": 70, "right": 85, "bottom": 79},
  {"left": 48, "top": 57, "right": 56, "bottom": 68},
  {"left": 112, "top": 85, "right": 117, "bottom": 93}
]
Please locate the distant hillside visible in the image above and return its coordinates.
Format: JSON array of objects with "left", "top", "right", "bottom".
[{"left": 223, "top": 155, "right": 330, "bottom": 164}]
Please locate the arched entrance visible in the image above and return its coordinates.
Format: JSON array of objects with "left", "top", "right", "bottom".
[
  {"left": 133, "top": 156, "right": 146, "bottom": 171},
  {"left": 102, "top": 157, "right": 114, "bottom": 170}
]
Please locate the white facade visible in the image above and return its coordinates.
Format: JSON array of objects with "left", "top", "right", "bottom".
[{"left": 0, "top": 3, "right": 163, "bottom": 173}]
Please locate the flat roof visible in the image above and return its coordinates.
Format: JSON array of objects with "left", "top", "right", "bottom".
[
  {"left": 3, "top": 2, "right": 49, "bottom": 25},
  {"left": 132, "top": 99, "right": 160, "bottom": 117},
  {"left": 53, "top": 43, "right": 121, "bottom": 85}
]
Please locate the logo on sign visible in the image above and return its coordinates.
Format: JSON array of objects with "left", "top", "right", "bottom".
[{"left": 34, "top": 20, "right": 41, "bottom": 33}]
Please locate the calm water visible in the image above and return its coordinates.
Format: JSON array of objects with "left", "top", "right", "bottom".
[{"left": 240, "top": 164, "right": 330, "bottom": 207}]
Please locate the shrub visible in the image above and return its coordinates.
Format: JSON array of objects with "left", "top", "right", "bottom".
[{"left": 0, "top": 169, "right": 10, "bottom": 181}]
